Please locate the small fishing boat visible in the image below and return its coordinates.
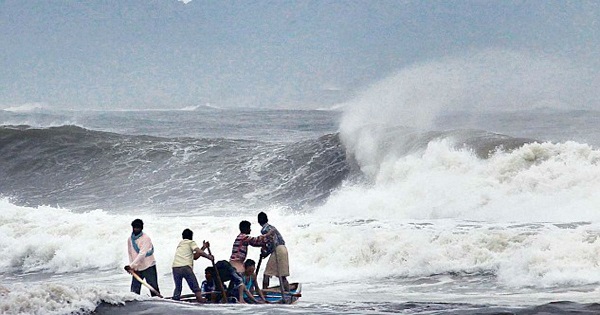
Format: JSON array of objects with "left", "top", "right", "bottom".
[
  {"left": 174, "top": 282, "right": 302, "bottom": 304},
  {"left": 255, "top": 282, "right": 302, "bottom": 304}
]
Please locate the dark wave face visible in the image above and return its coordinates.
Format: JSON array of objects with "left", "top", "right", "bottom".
[{"left": 0, "top": 125, "right": 351, "bottom": 213}]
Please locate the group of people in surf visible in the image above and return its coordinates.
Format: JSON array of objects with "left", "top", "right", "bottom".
[{"left": 124, "top": 212, "right": 290, "bottom": 304}]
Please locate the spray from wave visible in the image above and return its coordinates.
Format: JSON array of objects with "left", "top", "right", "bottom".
[
  {"left": 338, "top": 49, "right": 599, "bottom": 178},
  {"left": 309, "top": 49, "right": 600, "bottom": 224}
]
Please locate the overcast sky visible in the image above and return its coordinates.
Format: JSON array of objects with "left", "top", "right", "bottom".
[{"left": 1, "top": 0, "right": 598, "bottom": 110}]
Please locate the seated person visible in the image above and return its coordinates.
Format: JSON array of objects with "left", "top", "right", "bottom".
[
  {"left": 201, "top": 267, "right": 218, "bottom": 303},
  {"left": 241, "top": 259, "right": 268, "bottom": 304}
]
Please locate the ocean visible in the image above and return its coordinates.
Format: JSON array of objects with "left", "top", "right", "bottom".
[{"left": 2, "top": 105, "right": 600, "bottom": 315}]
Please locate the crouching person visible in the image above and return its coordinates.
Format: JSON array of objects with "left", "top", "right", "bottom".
[
  {"left": 212, "top": 260, "right": 251, "bottom": 303},
  {"left": 171, "top": 228, "right": 213, "bottom": 302}
]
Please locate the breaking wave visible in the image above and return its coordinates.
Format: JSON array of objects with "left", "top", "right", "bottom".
[{"left": 0, "top": 125, "right": 350, "bottom": 213}]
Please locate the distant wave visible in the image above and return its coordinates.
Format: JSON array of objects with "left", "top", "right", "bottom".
[
  {"left": 2, "top": 102, "right": 49, "bottom": 113},
  {"left": 0, "top": 125, "right": 351, "bottom": 212}
]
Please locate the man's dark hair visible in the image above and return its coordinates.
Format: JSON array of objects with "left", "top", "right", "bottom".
[
  {"left": 244, "top": 259, "right": 255, "bottom": 268},
  {"left": 239, "top": 220, "right": 251, "bottom": 233},
  {"left": 182, "top": 228, "right": 193, "bottom": 240},
  {"left": 131, "top": 219, "right": 144, "bottom": 229},
  {"left": 258, "top": 212, "right": 268, "bottom": 225},
  {"left": 205, "top": 266, "right": 214, "bottom": 274}
]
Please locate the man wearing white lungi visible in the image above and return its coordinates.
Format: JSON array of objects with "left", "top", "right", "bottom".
[{"left": 257, "top": 212, "right": 290, "bottom": 291}]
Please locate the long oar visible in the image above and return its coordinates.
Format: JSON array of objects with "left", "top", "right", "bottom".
[
  {"left": 206, "top": 247, "right": 228, "bottom": 303},
  {"left": 126, "top": 268, "right": 163, "bottom": 298},
  {"left": 255, "top": 255, "right": 263, "bottom": 277}
]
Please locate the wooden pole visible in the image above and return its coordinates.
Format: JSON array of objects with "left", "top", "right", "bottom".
[
  {"left": 126, "top": 268, "right": 163, "bottom": 298},
  {"left": 256, "top": 255, "right": 263, "bottom": 277},
  {"left": 207, "top": 247, "right": 228, "bottom": 303}
]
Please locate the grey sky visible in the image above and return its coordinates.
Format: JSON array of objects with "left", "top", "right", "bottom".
[{"left": 1, "top": 0, "right": 598, "bottom": 110}]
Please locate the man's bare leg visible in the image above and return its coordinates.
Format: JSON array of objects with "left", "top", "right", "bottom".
[
  {"left": 282, "top": 276, "right": 289, "bottom": 292},
  {"left": 238, "top": 284, "right": 247, "bottom": 304}
]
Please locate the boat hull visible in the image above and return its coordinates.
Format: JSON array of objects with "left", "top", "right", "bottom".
[{"left": 174, "top": 282, "right": 302, "bottom": 304}]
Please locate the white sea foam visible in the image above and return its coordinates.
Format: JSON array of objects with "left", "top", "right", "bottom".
[
  {"left": 318, "top": 140, "right": 600, "bottom": 222},
  {"left": 0, "top": 282, "right": 138, "bottom": 315},
  {"left": 179, "top": 105, "right": 201, "bottom": 111},
  {"left": 291, "top": 215, "right": 600, "bottom": 289},
  {"left": 0, "top": 199, "right": 237, "bottom": 275},
  {"left": 291, "top": 138, "right": 600, "bottom": 289},
  {"left": 2, "top": 103, "right": 49, "bottom": 113},
  {"left": 0, "top": 201, "right": 126, "bottom": 273}
]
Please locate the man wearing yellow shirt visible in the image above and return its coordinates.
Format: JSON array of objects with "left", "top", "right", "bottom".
[{"left": 172, "top": 228, "right": 213, "bottom": 302}]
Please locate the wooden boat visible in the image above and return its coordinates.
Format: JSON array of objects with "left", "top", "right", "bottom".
[
  {"left": 256, "top": 282, "right": 302, "bottom": 304},
  {"left": 174, "top": 282, "right": 302, "bottom": 304}
]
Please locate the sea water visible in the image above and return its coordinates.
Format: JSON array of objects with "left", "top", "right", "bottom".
[
  {"left": 2, "top": 105, "right": 600, "bottom": 315},
  {"left": 3, "top": 84, "right": 600, "bottom": 315}
]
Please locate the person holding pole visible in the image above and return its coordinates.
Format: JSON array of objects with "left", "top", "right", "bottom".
[
  {"left": 229, "top": 220, "right": 269, "bottom": 273},
  {"left": 257, "top": 212, "right": 290, "bottom": 291},
  {"left": 125, "top": 219, "right": 161, "bottom": 297},
  {"left": 171, "top": 228, "right": 213, "bottom": 302}
]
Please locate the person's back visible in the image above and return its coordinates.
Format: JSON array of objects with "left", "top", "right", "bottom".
[
  {"left": 260, "top": 222, "right": 285, "bottom": 254},
  {"left": 171, "top": 228, "right": 213, "bottom": 302},
  {"left": 172, "top": 239, "right": 198, "bottom": 268}
]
